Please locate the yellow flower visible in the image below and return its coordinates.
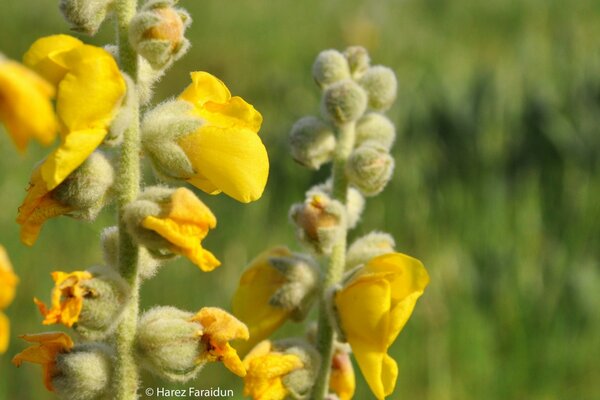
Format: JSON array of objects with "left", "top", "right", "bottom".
[
  {"left": 12, "top": 332, "right": 74, "bottom": 391},
  {"left": 232, "top": 247, "right": 292, "bottom": 355},
  {"left": 0, "top": 246, "right": 18, "bottom": 354},
  {"left": 242, "top": 340, "right": 304, "bottom": 400},
  {"left": 335, "top": 253, "right": 429, "bottom": 400},
  {"left": 190, "top": 307, "right": 249, "bottom": 376},
  {"left": 330, "top": 350, "right": 356, "bottom": 400},
  {"left": 34, "top": 271, "right": 93, "bottom": 328},
  {"left": 0, "top": 57, "right": 56, "bottom": 151},
  {"left": 141, "top": 187, "right": 220, "bottom": 271},
  {"left": 177, "top": 71, "right": 269, "bottom": 203},
  {"left": 16, "top": 34, "right": 126, "bottom": 246}
]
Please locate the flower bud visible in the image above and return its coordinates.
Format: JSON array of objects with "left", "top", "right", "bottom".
[
  {"left": 136, "top": 306, "right": 204, "bottom": 381},
  {"left": 346, "top": 232, "right": 396, "bottom": 271},
  {"left": 359, "top": 66, "right": 397, "bottom": 111},
  {"left": 59, "top": 0, "right": 113, "bottom": 35},
  {"left": 277, "top": 339, "right": 321, "bottom": 399},
  {"left": 322, "top": 79, "right": 367, "bottom": 125},
  {"left": 289, "top": 116, "right": 336, "bottom": 170},
  {"left": 129, "top": 0, "right": 191, "bottom": 70},
  {"left": 306, "top": 182, "right": 364, "bottom": 230},
  {"left": 344, "top": 46, "right": 370, "bottom": 79},
  {"left": 355, "top": 112, "right": 396, "bottom": 151},
  {"left": 312, "top": 49, "right": 351, "bottom": 88},
  {"left": 290, "top": 191, "right": 346, "bottom": 254},
  {"left": 346, "top": 144, "right": 394, "bottom": 196},
  {"left": 53, "top": 343, "right": 113, "bottom": 400},
  {"left": 52, "top": 151, "right": 115, "bottom": 220}
]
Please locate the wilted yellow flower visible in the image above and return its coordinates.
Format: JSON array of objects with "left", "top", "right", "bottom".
[
  {"left": 190, "top": 307, "right": 249, "bottom": 376},
  {"left": 16, "top": 34, "right": 126, "bottom": 246},
  {"left": 12, "top": 332, "right": 74, "bottom": 391},
  {"left": 177, "top": 71, "right": 269, "bottom": 203},
  {"left": 335, "top": 253, "right": 429, "bottom": 399},
  {"left": 0, "top": 56, "right": 56, "bottom": 151},
  {"left": 0, "top": 246, "right": 19, "bottom": 353},
  {"left": 34, "top": 271, "right": 93, "bottom": 328},
  {"left": 242, "top": 340, "right": 304, "bottom": 400},
  {"left": 141, "top": 187, "right": 220, "bottom": 271},
  {"left": 232, "top": 247, "right": 292, "bottom": 354},
  {"left": 329, "top": 349, "right": 355, "bottom": 400}
]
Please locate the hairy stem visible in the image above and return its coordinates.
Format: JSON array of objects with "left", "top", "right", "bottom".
[
  {"left": 114, "top": 1, "right": 141, "bottom": 399},
  {"left": 310, "top": 122, "right": 356, "bottom": 400}
]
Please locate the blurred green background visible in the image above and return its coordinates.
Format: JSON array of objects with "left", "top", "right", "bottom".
[{"left": 1, "top": 0, "right": 599, "bottom": 399}]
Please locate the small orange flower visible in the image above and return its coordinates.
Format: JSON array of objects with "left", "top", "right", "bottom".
[
  {"left": 330, "top": 349, "right": 356, "bottom": 400},
  {"left": 12, "top": 332, "right": 74, "bottom": 391},
  {"left": 34, "top": 271, "right": 93, "bottom": 327}
]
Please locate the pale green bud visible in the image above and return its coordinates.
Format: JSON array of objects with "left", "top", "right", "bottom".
[
  {"left": 268, "top": 254, "right": 320, "bottom": 321},
  {"left": 105, "top": 75, "right": 136, "bottom": 147},
  {"left": 136, "top": 306, "right": 204, "bottom": 382},
  {"left": 290, "top": 191, "right": 346, "bottom": 255},
  {"left": 344, "top": 46, "right": 370, "bottom": 79},
  {"left": 346, "top": 144, "right": 394, "bottom": 196},
  {"left": 346, "top": 232, "right": 396, "bottom": 270},
  {"left": 273, "top": 339, "right": 321, "bottom": 400},
  {"left": 59, "top": 0, "right": 113, "bottom": 35},
  {"left": 75, "top": 265, "right": 129, "bottom": 340},
  {"left": 355, "top": 112, "right": 396, "bottom": 151},
  {"left": 322, "top": 79, "right": 367, "bottom": 124},
  {"left": 52, "top": 152, "right": 114, "bottom": 220},
  {"left": 359, "top": 65, "right": 397, "bottom": 111},
  {"left": 305, "top": 182, "right": 364, "bottom": 230},
  {"left": 53, "top": 343, "right": 113, "bottom": 400},
  {"left": 312, "top": 50, "right": 351, "bottom": 88},
  {"left": 142, "top": 100, "right": 200, "bottom": 181},
  {"left": 129, "top": 0, "right": 191, "bottom": 70},
  {"left": 289, "top": 116, "right": 336, "bottom": 170}
]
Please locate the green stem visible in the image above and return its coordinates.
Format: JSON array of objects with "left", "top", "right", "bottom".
[
  {"left": 310, "top": 122, "right": 356, "bottom": 400},
  {"left": 114, "top": 1, "right": 140, "bottom": 399}
]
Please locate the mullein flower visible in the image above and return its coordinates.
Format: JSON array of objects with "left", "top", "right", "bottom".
[
  {"left": 12, "top": 332, "right": 74, "bottom": 391},
  {"left": 124, "top": 186, "right": 220, "bottom": 271},
  {"left": 16, "top": 34, "right": 126, "bottom": 245},
  {"left": 329, "top": 348, "right": 355, "bottom": 400},
  {"left": 0, "top": 246, "right": 19, "bottom": 353},
  {"left": 334, "top": 253, "right": 429, "bottom": 399},
  {"left": 142, "top": 71, "right": 269, "bottom": 203},
  {"left": 34, "top": 271, "right": 93, "bottom": 327},
  {"left": 0, "top": 55, "right": 56, "bottom": 151}
]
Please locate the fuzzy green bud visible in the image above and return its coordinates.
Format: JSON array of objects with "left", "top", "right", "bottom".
[
  {"left": 274, "top": 339, "right": 321, "bottom": 399},
  {"left": 344, "top": 46, "right": 370, "bottom": 79},
  {"left": 129, "top": 0, "right": 191, "bottom": 70},
  {"left": 346, "top": 232, "right": 396, "bottom": 270},
  {"left": 141, "top": 100, "right": 200, "bottom": 181},
  {"left": 59, "top": 0, "right": 113, "bottom": 35},
  {"left": 359, "top": 65, "right": 398, "bottom": 111},
  {"left": 322, "top": 79, "right": 367, "bottom": 125},
  {"left": 289, "top": 116, "right": 336, "bottom": 170},
  {"left": 75, "top": 266, "right": 129, "bottom": 340},
  {"left": 346, "top": 144, "right": 394, "bottom": 196},
  {"left": 52, "top": 343, "right": 113, "bottom": 400},
  {"left": 313, "top": 49, "right": 351, "bottom": 88},
  {"left": 52, "top": 152, "right": 114, "bottom": 220},
  {"left": 290, "top": 191, "right": 346, "bottom": 255},
  {"left": 136, "top": 306, "right": 204, "bottom": 382},
  {"left": 355, "top": 112, "right": 396, "bottom": 150}
]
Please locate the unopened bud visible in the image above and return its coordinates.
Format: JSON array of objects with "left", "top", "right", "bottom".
[
  {"left": 344, "top": 46, "right": 370, "bottom": 79},
  {"left": 129, "top": 0, "right": 191, "bottom": 70},
  {"left": 59, "top": 0, "right": 113, "bottom": 35},
  {"left": 313, "top": 50, "right": 351, "bottom": 88},
  {"left": 289, "top": 116, "right": 336, "bottom": 170},
  {"left": 52, "top": 152, "right": 114, "bottom": 220},
  {"left": 136, "top": 306, "right": 204, "bottom": 382},
  {"left": 346, "top": 144, "right": 394, "bottom": 196},
  {"left": 276, "top": 339, "right": 321, "bottom": 399},
  {"left": 52, "top": 343, "right": 113, "bottom": 400},
  {"left": 346, "top": 232, "right": 396, "bottom": 270},
  {"left": 305, "top": 182, "right": 364, "bottom": 230},
  {"left": 322, "top": 79, "right": 367, "bottom": 124},
  {"left": 355, "top": 112, "right": 396, "bottom": 150},
  {"left": 359, "top": 65, "right": 397, "bottom": 111}
]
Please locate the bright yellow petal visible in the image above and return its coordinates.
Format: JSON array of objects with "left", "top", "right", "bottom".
[
  {"left": 177, "top": 245, "right": 220, "bottom": 272},
  {"left": 193, "top": 307, "right": 249, "bottom": 343},
  {"left": 0, "top": 312, "right": 9, "bottom": 354},
  {"left": 247, "top": 353, "right": 303, "bottom": 380},
  {"left": 23, "top": 34, "right": 83, "bottom": 86},
  {"left": 0, "top": 60, "right": 56, "bottom": 151},
  {"left": 179, "top": 125, "right": 269, "bottom": 203},
  {"left": 179, "top": 71, "right": 231, "bottom": 106},
  {"left": 0, "top": 246, "right": 18, "bottom": 308},
  {"left": 330, "top": 351, "right": 356, "bottom": 400},
  {"left": 200, "top": 96, "right": 262, "bottom": 132},
  {"left": 220, "top": 342, "right": 246, "bottom": 377},
  {"left": 349, "top": 340, "right": 397, "bottom": 400}
]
